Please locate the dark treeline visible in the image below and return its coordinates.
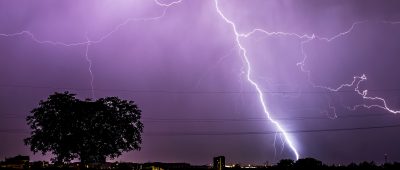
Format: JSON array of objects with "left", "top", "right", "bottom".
[
  {"left": 2, "top": 158, "right": 400, "bottom": 170},
  {"left": 259, "top": 158, "right": 400, "bottom": 170}
]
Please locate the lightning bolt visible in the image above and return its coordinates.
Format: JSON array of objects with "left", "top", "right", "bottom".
[
  {"left": 297, "top": 21, "right": 367, "bottom": 79},
  {"left": 214, "top": 0, "right": 300, "bottom": 160},
  {"left": 1, "top": 0, "right": 400, "bottom": 161},
  {"left": 84, "top": 35, "right": 95, "bottom": 98},
  {"left": 298, "top": 21, "right": 400, "bottom": 115},
  {"left": 320, "top": 74, "right": 400, "bottom": 114},
  {"left": 154, "top": 0, "right": 183, "bottom": 7},
  {"left": 351, "top": 75, "right": 400, "bottom": 114},
  {"left": 0, "top": 31, "right": 88, "bottom": 46},
  {"left": 0, "top": 0, "right": 182, "bottom": 99},
  {"left": 214, "top": 0, "right": 400, "bottom": 160}
]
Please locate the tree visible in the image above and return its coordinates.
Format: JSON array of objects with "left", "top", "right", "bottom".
[
  {"left": 293, "top": 157, "right": 323, "bottom": 170},
  {"left": 24, "top": 91, "right": 143, "bottom": 163},
  {"left": 276, "top": 159, "right": 294, "bottom": 170}
]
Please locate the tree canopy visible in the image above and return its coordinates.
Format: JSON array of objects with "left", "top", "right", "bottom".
[{"left": 24, "top": 91, "right": 143, "bottom": 163}]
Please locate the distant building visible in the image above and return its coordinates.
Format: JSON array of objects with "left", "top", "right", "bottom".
[
  {"left": 213, "top": 156, "right": 225, "bottom": 170},
  {"left": 2, "top": 155, "right": 29, "bottom": 169}
]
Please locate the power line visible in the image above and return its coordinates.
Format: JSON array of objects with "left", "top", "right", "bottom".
[
  {"left": 0, "top": 112, "right": 396, "bottom": 122},
  {"left": 142, "top": 113, "right": 396, "bottom": 122},
  {"left": 0, "top": 113, "right": 395, "bottom": 123},
  {"left": 144, "top": 123, "right": 400, "bottom": 136},
  {"left": 1, "top": 123, "right": 400, "bottom": 135},
  {"left": 1, "top": 84, "right": 400, "bottom": 94}
]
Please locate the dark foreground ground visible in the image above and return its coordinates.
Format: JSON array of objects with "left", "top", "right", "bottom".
[{"left": 2, "top": 158, "right": 400, "bottom": 170}]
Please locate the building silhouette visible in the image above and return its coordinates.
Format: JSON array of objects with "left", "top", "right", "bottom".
[
  {"left": 213, "top": 156, "right": 225, "bottom": 170},
  {"left": 1, "top": 155, "right": 29, "bottom": 169}
]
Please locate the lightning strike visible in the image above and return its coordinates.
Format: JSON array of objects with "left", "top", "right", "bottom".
[
  {"left": 88, "top": 0, "right": 183, "bottom": 45},
  {"left": 1, "top": 0, "right": 400, "bottom": 162},
  {"left": 297, "top": 21, "right": 367, "bottom": 78},
  {"left": 327, "top": 74, "right": 400, "bottom": 114},
  {"left": 214, "top": 0, "right": 300, "bottom": 160},
  {"left": 298, "top": 21, "right": 400, "bottom": 115},
  {"left": 85, "top": 35, "right": 95, "bottom": 99},
  {"left": 0, "top": 31, "right": 89, "bottom": 46},
  {"left": 213, "top": 1, "right": 400, "bottom": 160},
  {"left": 154, "top": 0, "right": 183, "bottom": 7},
  {"left": 0, "top": 0, "right": 182, "bottom": 46},
  {"left": 272, "top": 132, "right": 286, "bottom": 160},
  {"left": 0, "top": 0, "right": 182, "bottom": 99}
]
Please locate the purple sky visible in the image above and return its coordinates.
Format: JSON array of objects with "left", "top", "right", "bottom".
[{"left": 1, "top": 0, "right": 400, "bottom": 165}]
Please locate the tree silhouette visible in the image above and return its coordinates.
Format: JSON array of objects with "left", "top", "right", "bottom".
[
  {"left": 293, "top": 158, "right": 323, "bottom": 170},
  {"left": 276, "top": 159, "right": 294, "bottom": 170},
  {"left": 24, "top": 92, "right": 143, "bottom": 163},
  {"left": 358, "top": 161, "right": 378, "bottom": 170}
]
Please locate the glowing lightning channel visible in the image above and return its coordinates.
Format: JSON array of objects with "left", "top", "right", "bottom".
[
  {"left": 2, "top": 0, "right": 400, "bottom": 160},
  {"left": 351, "top": 76, "right": 400, "bottom": 114},
  {"left": 154, "top": 0, "right": 183, "bottom": 7},
  {"left": 0, "top": 31, "right": 89, "bottom": 46},
  {"left": 88, "top": 0, "right": 183, "bottom": 45},
  {"left": 298, "top": 21, "right": 400, "bottom": 115},
  {"left": 322, "top": 74, "right": 400, "bottom": 114},
  {"left": 214, "top": 0, "right": 300, "bottom": 160},
  {"left": 0, "top": 0, "right": 183, "bottom": 47},
  {"left": 84, "top": 35, "right": 95, "bottom": 98},
  {"left": 0, "top": 0, "right": 183, "bottom": 99},
  {"left": 297, "top": 20, "right": 367, "bottom": 81}
]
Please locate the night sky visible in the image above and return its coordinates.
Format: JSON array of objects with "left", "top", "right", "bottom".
[{"left": 1, "top": 0, "right": 400, "bottom": 165}]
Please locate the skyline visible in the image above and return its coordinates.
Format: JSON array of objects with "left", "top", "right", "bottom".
[{"left": 1, "top": 0, "right": 400, "bottom": 165}]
